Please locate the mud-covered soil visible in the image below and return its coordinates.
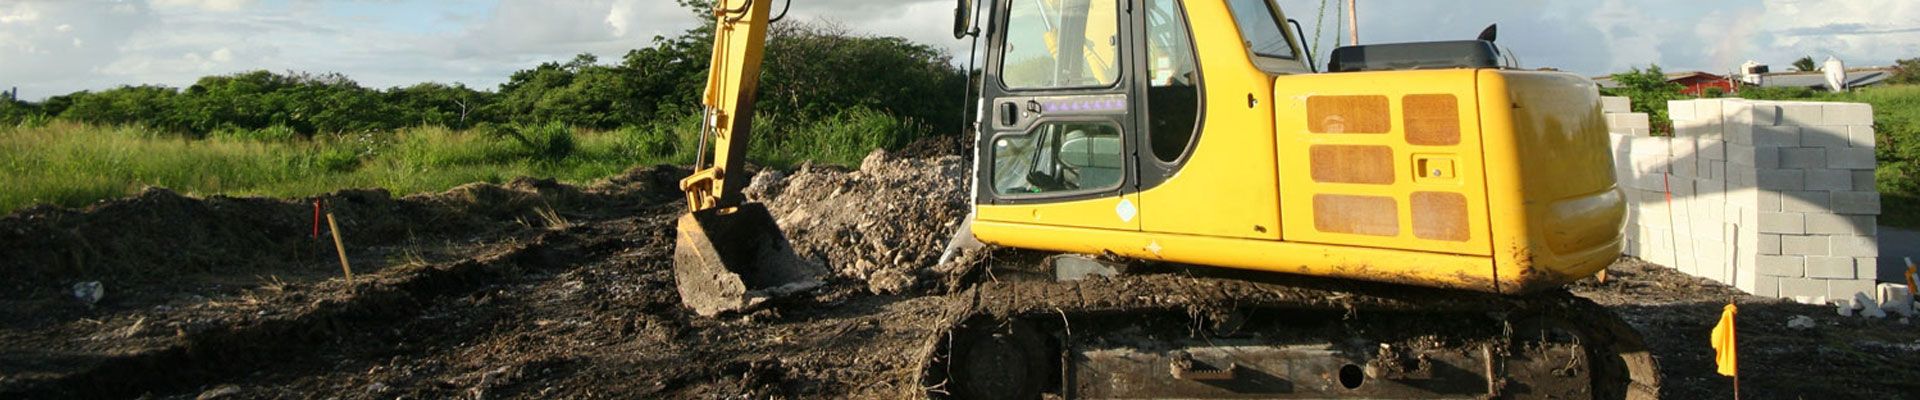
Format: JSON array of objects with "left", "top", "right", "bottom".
[
  {"left": 1571, "top": 260, "right": 1920, "bottom": 399},
  {"left": 3, "top": 150, "right": 1918, "bottom": 399}
]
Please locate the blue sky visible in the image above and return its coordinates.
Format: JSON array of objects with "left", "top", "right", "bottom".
[{"left": 3, "top": 0, "right": 1917, "bottom": 100}]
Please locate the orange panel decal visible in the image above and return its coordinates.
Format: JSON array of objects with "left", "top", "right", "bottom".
[
  {"left": 1307, "top": 95, "right": 1391, "bottom": 134},
  {"left": 1310, "top": 145, "right": 1396, "bottom": 184},
  {"left": 1412, "top": 191, "right": 1470, "bottom": 242},
  {"left": 1313, "top": 194, "right": 1399, "bottom": 237},
  {"left": 1404, "top": 94, "right": 1461, "bottom": 146}
]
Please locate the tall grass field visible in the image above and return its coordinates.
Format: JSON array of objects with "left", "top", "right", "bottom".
[{"left": 0, "top": 106, "right": 926, "bottom": 214}]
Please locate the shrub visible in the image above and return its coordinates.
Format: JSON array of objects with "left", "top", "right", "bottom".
[{"left": 497, "top": 121, "right": 577, "bottom": 161}]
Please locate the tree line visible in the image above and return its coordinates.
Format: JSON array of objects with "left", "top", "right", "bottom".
[{"left": 0, "top": 18, "right": 968, "bottom": 145}]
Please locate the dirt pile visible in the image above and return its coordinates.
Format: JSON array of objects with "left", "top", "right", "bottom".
[
  {"left": 0, "top": 167, "right": 684, "bottom": 325},
  {"left": 749, "top": 150, "right": 971, "bottom": 294}
]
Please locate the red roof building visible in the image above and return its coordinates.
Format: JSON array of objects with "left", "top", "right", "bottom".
[{"left": 1666, "top": 71, "right": 1738, "bottom": 96}]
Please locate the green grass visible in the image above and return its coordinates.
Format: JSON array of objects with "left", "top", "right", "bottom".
[
  {"left": 0, "top": 122, "right": 666, "bottom": 213},
  {"left": 0, "top": 106, "right": 931, "bottom": 214}
]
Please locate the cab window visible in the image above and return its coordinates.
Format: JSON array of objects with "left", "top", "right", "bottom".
[
  {"left": 993, "top": 123, "right": 1126, "bottom": 196},
  {"left": 1000, "top": 0, "right": 1121, "bottom": 89},
  {"left": 1146, "top": 0, "right": 1202, "bottom": 163},
  {"left": 1224, "top": 0, "right": 1297, "bottom": 60}
]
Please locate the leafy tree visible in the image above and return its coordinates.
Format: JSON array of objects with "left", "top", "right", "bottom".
[
  {"left": 1793, "top": 56, "right": 1817, "bottom": 72},
  {"left": 1601, "top": 64, "right": 1686, "bottom": 135},
  {"left": 1893, "top": 57, "right": 1920, "bottom": 85}
]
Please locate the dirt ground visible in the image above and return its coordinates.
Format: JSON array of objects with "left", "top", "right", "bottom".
[{"left": 4, "top": 149, "right": 1918, "bottom": 399}]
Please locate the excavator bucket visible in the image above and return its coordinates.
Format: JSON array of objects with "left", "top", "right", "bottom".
[{"left": 673, "top": 202, "right": 825, "bottom": 316}]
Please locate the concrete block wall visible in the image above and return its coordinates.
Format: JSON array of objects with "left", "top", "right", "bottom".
[{"left": 1605, "top": 97, "right": 1882, "bottom": 306}]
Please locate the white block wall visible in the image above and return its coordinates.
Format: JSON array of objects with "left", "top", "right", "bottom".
[{"left": 1607, "top": 97, "right": 1882, "bottom": 306}]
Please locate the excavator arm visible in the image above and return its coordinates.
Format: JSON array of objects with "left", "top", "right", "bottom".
[
  {"left": 681, "top": 0, "right": 772, "bottom": 211},
  {"left": 672, "top": 0, "right": 826, "bottom": 317}
]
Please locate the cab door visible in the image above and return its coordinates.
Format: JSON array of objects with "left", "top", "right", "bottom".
[{"left": 974, "top": 0, "right": 1141, "bottom": 232}]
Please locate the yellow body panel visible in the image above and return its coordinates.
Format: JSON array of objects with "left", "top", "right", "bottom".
[
  {"left": 977, "top": 193, "right": 1142, "bottom": 232},
  {"left": 1272, "top": 69, "right": 1494, "bottom": 256},
  {"left": 974, "top": 220, "right": 1500, "bottom": 292}
]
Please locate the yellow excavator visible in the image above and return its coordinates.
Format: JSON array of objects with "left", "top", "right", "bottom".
[{"left": 674, "top": 0, "right": 1661, "bottom": 398}]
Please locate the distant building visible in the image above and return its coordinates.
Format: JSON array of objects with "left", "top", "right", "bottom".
[
  {"left": 1591, "top": 71, "right": 1739, "bottom": 96},
  {"left": 1593, "top": 64, "right": 1898, "bottom": 95}
]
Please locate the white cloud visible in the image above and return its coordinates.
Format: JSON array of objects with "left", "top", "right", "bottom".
[
  {"left": 1759, "top": 0, "right": 1920, "bottom": 66},
  {"left": 151, "top": 0, "right": 254, "bottom": 13},
  {"left": 4, "top": 0, "right": 1918, "bottom": 101}
]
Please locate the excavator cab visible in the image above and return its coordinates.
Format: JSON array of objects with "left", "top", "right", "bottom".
[{"left": 672, "top": 0, "right": 826, "bottom": 317}]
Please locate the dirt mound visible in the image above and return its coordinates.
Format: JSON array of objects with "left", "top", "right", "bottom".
[
  {"left": 0, "top": 166, "right": 685, "bottom": 304},
  {"left": 750, "top": 150, "right": 970, "bottom": 294}
]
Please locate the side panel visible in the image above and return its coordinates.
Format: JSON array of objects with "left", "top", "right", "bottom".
[
  {"left": 1134, "top": 0, "right": 1283, "bottom": 239},
  {"left": 1273, "top": 70, "right": 1495, "bottom": 257}
]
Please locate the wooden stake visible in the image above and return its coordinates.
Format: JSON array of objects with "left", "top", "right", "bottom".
[{"left": 326, "top": 213, "right": 354, "bottom": 285}]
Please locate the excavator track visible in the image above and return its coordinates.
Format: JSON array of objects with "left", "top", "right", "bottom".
[{"left": 917, "top": 264, "right": 1660, "bottom": 399}]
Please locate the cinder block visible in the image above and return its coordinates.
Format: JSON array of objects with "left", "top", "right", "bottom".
[
  {"left": 1829, "top": 279, "right": 1878, "bottom": 307},
  {"left": 1804, "top": 169, "right": 1853, "bottom": 192},
  {"left": 1849, "top": 126, "right": 1877, "bottom": 148},
  {"left": 1753, "top": 103, "right": 1782, "bottom": 126},
  {"left": 1630, "top": 137, "right": 1670, "bottom": 157},
  {"left": 1806, "top": 214, "right": 1874, "bottom": 236},
  {"left": 1727, "top": 144, "right": 1756, "bottom": 166},
  {"left": 1755, "top": 125, "right": 1802, "bottom": 148},
  {"left": 1831, "top": 235, "right": 1879, "bottom": 257},
  {"left": 1782, "top": 235, "right": 1831, "bottom": 256},
  {"left": 1728, "top": 167, "right": 1758, "bottom": 188},
  {"left": 1669, "top": 100, "right": 1699, "bottom": 122},
  {"left": 1855, "top": 258, "right": 1878, "bottom": 281},
  {"left": 1758, "top": 191, "right": 1781, "bottom": 212},
  {"left": 1669, "top": 136, "right": 1698, "bottom": 159},
  {"left": 1755, "top": 147, "right": 1780, "bottom": 169},
  {"left": 1602, "top": 96, "right": 1632, "bottom": 113},
  {"left": 1757, "top": 169, "right": 1805, "bottom": 191},
  {"left": 1700, "top": 142, "right": 1727, "bottom": 161},
  {"left": 1607, "top": 113, "right": 1651, "bottom": 131},
  {"left": 1759, "top": 255, "right": 1807, "bottom": 277},
  {"left": 1823, "top": 103, "right": 1874, "bottom": 125},
  {"left": 1780, "top": 191, "right": 1830, "bottom": 213},
  {"left": 1780, "top": 104, "right": 1825, "bottom": 126},
  {"left": 1826, "top": 147, "right": 1875, "bottom": 170},
  {"left": 1759, "top": 234, "right": 1783, "bottom": 255},
  {"left": 1759, "top": 212, "right": 1806, "bottom": 234},
  {"left": 1780, "top": 147, "right": 1826, "bottom": 169},
  {"left": 1806, "top": 256, "right": 1855, "bottom": 278},
  {"left": 1831, "top": 191, "right": 1882, "bottom": 215},
  {"left": 1749, "top": 275, "right": 1780, "bottom": 297},
  {"left": 1695, "top": 100, "right": 1726, "bottom": 125},
  {"left": 1801, "top": 125, "right": 1853, "bottom": 148},
  {"left": 1853, "top": 171, "right": 1876, "bottom": 192},
  {"left": 1780, "top": 277, "right": 1827, "bottom": 298}
]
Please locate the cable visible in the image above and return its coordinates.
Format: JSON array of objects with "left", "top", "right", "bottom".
[
  {"left": 770, "top": 0, "right": 792, "bottom": 23},
  {"left": 1311, "top": 0, "right": 1328, "bottom": 66}
]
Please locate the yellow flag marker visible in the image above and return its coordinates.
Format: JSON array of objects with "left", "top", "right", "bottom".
[{"left": 1710, "top": 303, "right": 1738, "bottom": 378}]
